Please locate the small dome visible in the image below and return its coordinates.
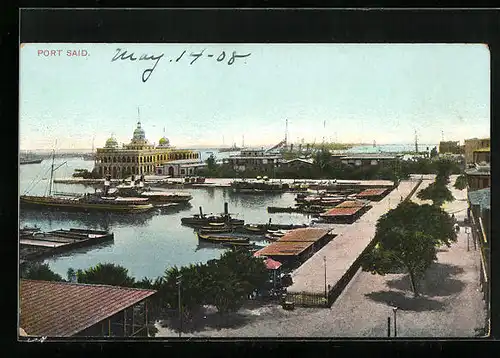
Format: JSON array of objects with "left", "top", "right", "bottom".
[
  {"left": 158, "top": 137, "right": 170, "bottom": 147},
  {"left": 133, "top": 121, "right": 146, "bottom": 141},
  {"left": 105, "top": 136, "right": 118, "bottom": 148}
]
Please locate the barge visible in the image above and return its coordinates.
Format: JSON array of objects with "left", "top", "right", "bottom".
[
  {"left": 19, "top": 228, "right": 114, "bottom": 261},
  {"left": 181, "top": 203, "right": 244, "bottom": 227}
]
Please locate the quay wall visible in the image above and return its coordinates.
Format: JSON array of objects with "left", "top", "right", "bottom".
[{"left": 285, "top": 178, "right": 423, "bottom": 308}]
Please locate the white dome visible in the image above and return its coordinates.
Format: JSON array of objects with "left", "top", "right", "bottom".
[{"left": 132, "top": 121, "right": 146, "bottom": 141}]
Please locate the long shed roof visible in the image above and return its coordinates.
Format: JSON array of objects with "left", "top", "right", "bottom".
[
  {"left": 356, "top": 188, "right": 387, "bottom": 197},
  {"left": 20, "top": 279, "right": 156, "bottom": 337},
  {"left": 254, "top": 241, "right": 314, "bottom": 257},
  {"left": 321, "top": 206, "right": 364, "bottom": 217},
  {"left": 277, "top": 228, "right": 330, "bottom": 243}
]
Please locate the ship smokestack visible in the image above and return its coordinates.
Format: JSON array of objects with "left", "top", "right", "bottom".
[
  {"left": 199, "top": 206, "right": 203, "bottom": 217},
  {"left": 224, "top": 202, "right": 228, "bottom": 216}
]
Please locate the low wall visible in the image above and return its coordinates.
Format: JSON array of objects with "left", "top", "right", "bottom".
[{"left": 285, "top": 179, "right": 423, "bottom": 308}]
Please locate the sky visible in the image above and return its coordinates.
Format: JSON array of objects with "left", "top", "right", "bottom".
[{"left": 20, "top": 43, "right": 490, "bottom": 150}]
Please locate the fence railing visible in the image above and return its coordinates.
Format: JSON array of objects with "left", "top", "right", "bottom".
[{"left": 285, "top": 292, "right": 328, "bottom": 307}]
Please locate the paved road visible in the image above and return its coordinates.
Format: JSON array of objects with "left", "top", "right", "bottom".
[
  {"left": 287, "top": 180, "right": 419, "bottom": 295},
  {"left": 155, "top": 174, "right": 486, "bottom": 338}
]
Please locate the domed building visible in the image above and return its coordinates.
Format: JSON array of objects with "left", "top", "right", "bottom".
[
  {"left": 94, "top": 121, "right": 201, "bottom": 179},
  {"left": 158, "top": 136, "right": 170, "bottom": 148},
  {"left": 105, "top": 135, "right": 119, "bottom": 149}
]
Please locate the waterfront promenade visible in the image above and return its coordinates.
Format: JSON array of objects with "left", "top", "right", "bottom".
[
  {"left": 55, "top": 176, "right": 395, "bottom": 188},
  {"left": 155, "top": 175, "right": 486, "bottom": 338},
  {"left": 286, "top": 179, "right": 421, "bottom": 299}
]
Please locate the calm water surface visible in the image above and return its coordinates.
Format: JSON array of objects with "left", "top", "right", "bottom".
[{"left": 19, "top": 157, "right": 310, "bottom": 279}]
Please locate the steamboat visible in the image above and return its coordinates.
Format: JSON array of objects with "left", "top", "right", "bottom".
[{"left": 20, "top": 151, "right": 154, "bottom": 213}]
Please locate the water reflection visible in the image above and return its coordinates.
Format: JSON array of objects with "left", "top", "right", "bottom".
[
  {"left": 20, "top": 209, "right": 155, "bottom": 230},
  {"left": 19, "top": 158, "right": 315, "bottom": 279},
  {"left": 46, "top": 240, "right": 115, "bottom": 260}
]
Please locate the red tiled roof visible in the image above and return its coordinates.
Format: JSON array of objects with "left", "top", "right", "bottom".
[
  {"left": 254, "top": 241, "right": 313, "bottom": 257},
  {"left": 20, "top": 279, "right": 156, "bottom": 337},
  {"left": 356, "top": 188, "right": 387, "bottom": 197},
  {"left": 321, "top": 206, "right": 363, "bottom": 216},
  {"left": 277, "top": 228, "right": 329, "bottom": 242},
  {"left": 264, "top": 258, "right": 282, "bottom": 270},
  {"left": 335, "top": 200, "right": 366, "bottom": 208}
]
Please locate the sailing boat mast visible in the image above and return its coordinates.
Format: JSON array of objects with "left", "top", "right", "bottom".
[{"left": 48, "top": 149, "right": 55, "bottom": 196}]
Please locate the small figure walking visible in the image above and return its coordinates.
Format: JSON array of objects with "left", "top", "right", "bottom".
[{"left": 454, "top": 223, "right": 460, "bottom": 234}]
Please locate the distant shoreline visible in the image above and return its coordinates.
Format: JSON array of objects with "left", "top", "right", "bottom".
[{"left": 20, "top": 143, "right": 439, "bottom": 153}]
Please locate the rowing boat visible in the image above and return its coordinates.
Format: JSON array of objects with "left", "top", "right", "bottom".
[{"left": 197, "top": 232, "right": 250, "bottom": 244}]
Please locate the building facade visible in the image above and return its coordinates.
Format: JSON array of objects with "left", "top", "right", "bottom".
[
  {"left": 340, "top": 154, "right": 401, "bottom": 167},
  {"left": 156, "top": 160, "right": 206, "bottom": 177},
  {"left": 222, "top": 148, "right": 283, "bottom": 174},
  {"left": 473, "top": 148, "right": 490, "bottom": 164},
  {"left": 94, "top": 122, "right": 200, "bottom": 178},
  {"left": 466, "top": 164, "right": 491, "bottom": 191},
  {"left": 439, "top": 141, "right": 462, "bottom": 154},
  {"left": 464, "top": 138, "right": 490, "bottom": 166}
]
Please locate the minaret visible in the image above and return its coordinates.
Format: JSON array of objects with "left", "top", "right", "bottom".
[
  {"left": 285, "top": 119, "right": 288, "bottom": 146},
  {"left": 414, "top": 130, "right": 419, "bottom": 153},
  {"left": 322, "top": 120, "right": 326, "bottom": 144}
]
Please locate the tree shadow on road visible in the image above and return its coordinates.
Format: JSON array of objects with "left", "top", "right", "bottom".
[
  {"left": 385, "top": 263, "right": 465, "bottom": 297},
  {"left": 365, "top": 290, "right": 446, "bottom": 312}
]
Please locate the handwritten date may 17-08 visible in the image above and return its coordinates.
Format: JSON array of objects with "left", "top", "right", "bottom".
[{"left": 111, "top": 48, "right": 251, "bottom": 83}]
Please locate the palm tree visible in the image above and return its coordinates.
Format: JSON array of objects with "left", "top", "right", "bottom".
[{"left": 76, "top": 263, "right": 136, "bottom": 287}]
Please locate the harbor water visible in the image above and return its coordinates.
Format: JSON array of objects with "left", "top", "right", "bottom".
[
  {"left": 19, "top": 156, "right": 310, "bottom": 280},
  {"left": 19, "top": 144, "right": 431, "bottom": 279}
]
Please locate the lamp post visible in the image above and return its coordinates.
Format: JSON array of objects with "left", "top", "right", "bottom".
[
  {"left": 465, "top": 226, "right": 471, "bottom": 251},
  {"left": 392, "top": 307, "right": 398, "bottom": 337},
  {"left": 176, "top": 275, "right": 182, "bottom": 338},
  {"left": 323, "top": 256, "right": 327, "bottom": 300}
]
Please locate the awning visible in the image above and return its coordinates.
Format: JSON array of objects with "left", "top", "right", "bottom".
[{"left": 265, "top": 258, "right": 282, "bottom": 270}]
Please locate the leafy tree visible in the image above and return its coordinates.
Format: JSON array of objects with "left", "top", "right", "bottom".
[
  {"left": 361, "top": 201, "right": 457, "bottom": 296},
  {"left": 205, "top": 249, "right": 267, "bottom": 314},
  {"left": 74, "top": 263, "right": 136, "bottom": 287},
  {"left": 205, "top": 154, "right": 217, "bottom": 175},
  {"left": 454, "top": 174, "right": 467, "bottom": 190},
  {"left": 430, "top": 146, "right": 438, "bottom": 158},
  {"left": 313, "top": 148, "right": 332, "bottom": 177},
  {"left": 417, "top": 180, "right": 454, "bottom": 207},
  {"left": 433, "top": 159, "right": 455, "bottom": 181},
  {"left": 21, "top": 262, "right": 64, "bottom": 282}
]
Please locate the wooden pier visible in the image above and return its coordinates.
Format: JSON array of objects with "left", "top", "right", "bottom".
[{"left": 19, "top": 228, "right": 114, "bottom": 261}]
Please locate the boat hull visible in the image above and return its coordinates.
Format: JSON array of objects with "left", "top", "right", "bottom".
[
  {"left": 20, "top": 196, "right": 154, "bottom": 213},
  {"left": 197, "top": 233, "right": 249, "bottom": 244},
  {"left": 20, "top": 159, "right": 43, "bottom": 165}
]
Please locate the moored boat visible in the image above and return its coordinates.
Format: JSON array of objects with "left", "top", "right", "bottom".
[
  {"left": 197, "top": 232, "right": 250, "bottom": 244},
  {"left": 20, "top": 194, "right": 155, "bottom": 213},
  {"left": 244, "top": 224, "right": 266, "bottom": 233},
  {"left": 181, "top": 203, "right": 244, "bottom": 227},
  {"left": 198, "top": 226, "right": 234, "bottom": 234},
  {"left": 20, "top": 152, "right": 154, "bottom": 213}
]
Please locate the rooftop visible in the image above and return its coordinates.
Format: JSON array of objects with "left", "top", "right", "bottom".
[
  {"left": 335, "top": 200, "right": 368, "bottom": 208},
  {"left": 321, "top": 206, "right": 364, "bottom": 217},
  {"left": 277, "top": 228, "right": 330, "bottom": 243},
  {"left": 465, "top": 165, "right": 490, "bottom": 176},
  {"left": 341, "top": 154, "right": 400, "bottom": 160},
  {"left": 356, "top": 188, "right": 388, "bottom": 197},
  {"left": 283, "top": 158, "right": 314, "bottom": 165},
  {"left": 473, "top": 147, "right": 491, "bottom": 153},
  {"left": 254, "top": 241, "right": 314, "bottom": 257},
  {"left": 20, "top": 279, "right": 156, "bottom": 337},
  {"left": 468, "top": 187, "right": 490, "bottom": 211}
]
